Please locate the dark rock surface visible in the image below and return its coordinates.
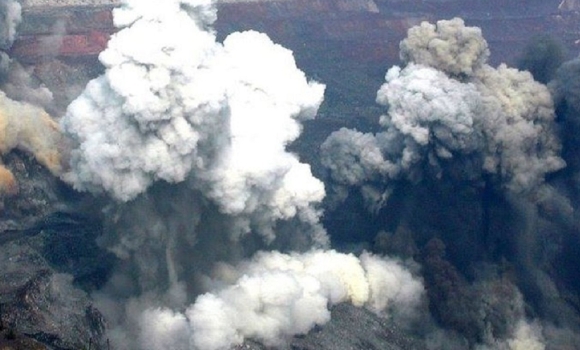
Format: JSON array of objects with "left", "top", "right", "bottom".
[
  {"left": 0, "top": 235, "right": 106, "bottom": 349},
  {"left": 0, "top": 152, "right": 108, "bottom": 350}
]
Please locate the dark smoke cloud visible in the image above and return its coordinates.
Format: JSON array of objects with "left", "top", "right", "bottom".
[
  {"left": 322, "top": 18, "right": 564, "bottom": 211},
  {"left": 319, "top": 17, "right": 579, "bottom": 349},
  {"left": 549, "top": 58, "right": 580, "bottom": 203},
  {"left": 551, "top": 58, "right": 580, "bottom": 116},
  {"left": 517, "top": 35, "right": 566, "bottom": 85},
  {"left": 421, "top": 239, "right": 546, "bottom": 350}
]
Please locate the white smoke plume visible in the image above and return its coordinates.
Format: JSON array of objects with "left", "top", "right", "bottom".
[
  {"left": 55, "top": 0, "right": 427, "bottom": 349},
  {"left": 108, "top": 250, "right": 423, "bottom": 350},
  {"left": 506, "top": 320, "right": 545, "bottom": 350},
  {"left": 61, "top": 0, "right": 326, "bottom": 243},
  {"left": 0, "top": 91, "right": 63, "bottom": 195},
  {"left": 0, "top": 0, "right": 21, "bottom": 50},
  {"left": 321, "top": 18, "right": 564, "bottom": 209}
]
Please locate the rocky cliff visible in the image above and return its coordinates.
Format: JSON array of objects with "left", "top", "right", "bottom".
[{"left": 10, "top": 0, "right": 580, "bottom": 123}]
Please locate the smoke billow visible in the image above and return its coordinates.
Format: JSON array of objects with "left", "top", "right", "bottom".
[
  {"left": 61, "top": 0, "right": 327, "bottom": 244},
  {"left": 318, "top": 17, "right": 578, "bottom": 349},
  {"left": 322, "top": 18, "right": 564, "bottom": 210},
  {"left": 4, "top": 0, "right": 580, "bottom": 348},
  {"left": 0, "top": 59, "right": 54, "bottom": 110},
  {"left": 474, "top": 63, "right": 563, "bottom": 192},
  {"left": 125, "top": 250, "right": 423, "bottom": 350},
  {"left": 57, "top": 0, "right": 427, "bottom": 348},
  {"left": 419, "top": 238, "right": 549, "bottom": 350},
  {"left": 41, "top": 5, "right": 580, "bottom": 350},
  {"left": 505, "top": 321, "right": 545, "bottom": 350},
  {"left": 397, "top": 18, "right": 563, "bottom": 195},
  {"left": 399, "top": 18, "right": 489, "bottom": 77}
]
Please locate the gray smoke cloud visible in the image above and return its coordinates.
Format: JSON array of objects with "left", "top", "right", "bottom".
[
  {"left": 399, "top": 17, "right": 489, "bottom": 77},
  {"left": 473, "top": 64, "right": 563, "bottom": 192},
  {"left": 0, "top": 0, "right": 21, "bottom": 50},
  {"left": 550, "top": 58, "right": 580, "bottom": 114},
  {"left": 0, "top": 0, "right": 53, "bottom": 109},
  {"left": 321, "top": 18, "right": 564, "bottom": 210},
  {"left": 0, "top": 59, "right": 54, "bottom": 109}
]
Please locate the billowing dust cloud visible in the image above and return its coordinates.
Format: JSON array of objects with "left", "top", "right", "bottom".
[
  {"left": 320, "top": 17, "right": 572, "bottom": 349},
  {"left": 11, "top": 2, "right": 575, "bottom": 350},
  {"left": 59, "top": 0, "right": 425, "bottom": 349},
  {"left": 134, "top": 250, "right": 422, "bottom": 350},
  {"left": 61, "top": 0, "right": 328, "bottom": 243},
  {"left": 322, "top": 18, "right": 564, "bottom": 211}
]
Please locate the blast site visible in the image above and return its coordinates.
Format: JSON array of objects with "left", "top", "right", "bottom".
[{"left": 2, "top": 0, "right": 580, "bottom": 349}]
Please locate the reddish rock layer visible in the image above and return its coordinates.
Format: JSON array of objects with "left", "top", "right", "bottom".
[{"left": 8, "top": 0, "right": 580, "bottom": 67}]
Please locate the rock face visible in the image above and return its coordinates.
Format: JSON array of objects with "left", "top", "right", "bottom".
[
  {"left": 11, "top": 4, "right": 114, "bottom": 62},
  {"left": 0, "top": 242, "right": 104, "bottom": 349},
  {"left": 10, "top": 0, "right": 579, "bottom": 67},
  {"left": 10, "top": 0, "right": 578, "bottom": 125},
  {"left": 0, "top": 152, "right": 110, "bottom": 350},
  {"left": 20, "top": 0, "right": 117, "bottom": 6},
  {"left": 6, "top": 0, "right": 578, "bottom": 125}
]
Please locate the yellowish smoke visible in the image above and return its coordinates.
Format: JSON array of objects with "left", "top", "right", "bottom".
[
  {"left": 0, "top": 91, "right": 62, "bottom": 196},
  {"left": 0, "top": 164, "right": 16, "bottom": 195}
]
